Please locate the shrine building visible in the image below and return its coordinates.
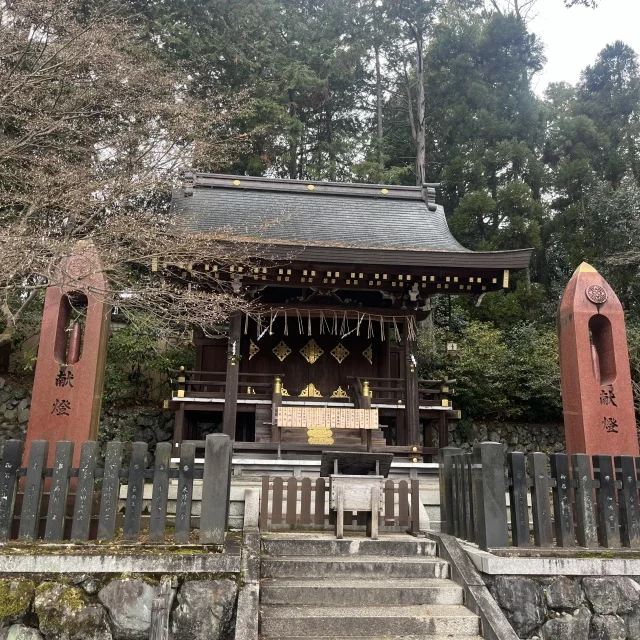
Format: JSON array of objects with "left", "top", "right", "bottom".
[{"left": 167, "top": 172, "right": 532, "bottom": 460}]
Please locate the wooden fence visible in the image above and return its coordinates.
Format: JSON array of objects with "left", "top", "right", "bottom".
[
  {"left": 440, "top": 443, "right": 640, "bottom": 551},
  {"left": 259, "top": 476, "right": 421, "bottom": 532},
  {"left": 0, "top": 434, "right": 232, "bottom": 544}
]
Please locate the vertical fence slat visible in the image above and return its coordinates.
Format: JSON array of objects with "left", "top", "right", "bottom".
[
  {"left": 45, "top": 441, "right": 74, "bottom": 542},
  {"left": 300, "top": 478, "right": 312, "bottom": 525},
  {"left": 97, "top": 441, "right": 123, "bottom": 541},
  {"left": 572, "top": 454, "right": 598, "bottom": 548},
  {"left": 200, "top": 434, "right": 232, "bottom": 545},
  {"left": 507, "top": 452, "right": 530, "bottom": 547},
  {"left": 0, "top": 441, "right": 23, "bottom": 541},
  {"left": 175, "top": 443, "right": 195, "bottom": 544},
  {"left": 550, "top": 454, "right": 575, "bottom": 548},
  {"left": 451, "top": 455, "right": 460, "bottom": 537},
  {"left": 473, "top": 442, "right": 508, "bottom": 550},
  {"left": 286, "top": 477, "right": 298, "bottom": 526},
  {"left": 438, "top": 447, "right": 460, "bottom": 536},
  {"left": 272, "top": 477, "right": 283, "bottom": 525},
  {"left": 458, "top": 455, "right": 469, "bottom": 540},
  {"left": 410, "top": 479, "right": 421, "bottom": 534},
  {"left": 314, "top": 478, "right": 326, "bottom": 525},
  {"left": 19, "top": 441, "right": 48, "bottom": 542},
  {"left": 465, "top": 454, "right": 476, "bottom": 543},
  {"left": 529, "top": 452, "right": 553, "bottom": 547},
  {"left": 71, "top": 441, "right": 98, "bottom": 542},
  {"left": 384, "top": 479, "right": 395, "bottom": 525},
  {"left": 123, "top": 442, "right": 148, "bottom": 541},
  {"left": 616, "top": 456, "right": 640, "bottom": 548},
  {"left": 149, "top": 443, "right": 171, "bottom": 543},
  {"left": 260, "top": 476, "right": 270, "bottom": 530},
  {"left": 594, "top": 455, "right": 621, "bottom": 548},
  {"left": 398, "top": 480, "right": 409, "bottom": 527}
]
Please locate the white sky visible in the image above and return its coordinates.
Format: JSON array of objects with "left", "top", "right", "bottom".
[{"left": 529, "top": 0, "right": 640, "bottom": 95}]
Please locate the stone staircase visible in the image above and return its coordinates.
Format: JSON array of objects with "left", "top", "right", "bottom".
[{"left": 259, "top": 533, "right": 483, "bottom": 640}]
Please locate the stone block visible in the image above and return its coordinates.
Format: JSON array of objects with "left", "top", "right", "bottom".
[
  {"left": 590, "top": 614, "right": 626, "bottom": 640},
  {"left": 34, "top": 583, "right": 112, "bottom": 640},
  {"left": 98, "top": 578, "right": 158, "bottom": 639},
  {"left": 545, "top": 576, "right": 583, "bottom": 610},
  {"left": 0, "top": 625, "right": 43, "bottom": 640},
  {"left": 490, "top": 576, "right": 546, "bottom": 638},
  {"left": 171, "top": 579, "right": 238, "bottom": 640},
  {"left": 583, "top": 577, "right": 640, "bottom": 614},
  {"left": 540, "top": 606, "right": 590, "bottom": 640},
  {"left": 0, "top": 580, "right": 34, "bottom": 625}
]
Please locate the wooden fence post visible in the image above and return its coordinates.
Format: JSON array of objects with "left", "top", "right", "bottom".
[
  {"left": 472, "top": 442, "right": 508, "bottom": 551},
  {"left": 529, "top": 452, "right": 553, "bottom": 547},
  {"left": 97, "top": 441, "right": 123, "bottom": 541},
  {"left": 19, "top": 440, "right": 48, "bottom": 542},
  {"left": 507, "top": 452, "right": 530, "bottom": 547},
  {"left": 594, "top": 455, "right": 621, "bottom": 548},
  {"left": 550, "top": 454, "right": 575, "bottom": 548},
  {"left": 572, "top": 453, "right": 598, "bottom": 548},
  {"left": 71, "top": 441, "right": 98, "bottom": 542},
  {"left": 438, "top": 447, "right": 460, "bottom": 535},
  {"left": 149, "top": 442, "right": 171, "bottom": 543},
  {"left": 0, "top": 440, "right": 23, "bottom": 541},
  {"left": 123, "top": 442, "right": 148, "bottom": 541},
  {"left": 174, "top": 443, "right": 195, "bottom": 544},
  {"left": 616, "top": 455, "right": 640, "bottom": 548},
  {"left": 200, "top": 434, "right": 232, "bottom": 545}
]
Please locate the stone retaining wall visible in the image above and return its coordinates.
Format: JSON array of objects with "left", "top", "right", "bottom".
[
  {"left": 486, "top": 574, "right": 640, "bottom": 639},
  {"left": 0, "top": 575, "right": 237, "bottom": 640}
]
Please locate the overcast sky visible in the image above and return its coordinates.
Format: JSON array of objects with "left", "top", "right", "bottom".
[{"left": 529, "top": 0, "right": 640, "bottom": 95}]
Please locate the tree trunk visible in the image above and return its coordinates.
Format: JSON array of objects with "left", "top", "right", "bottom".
[
  {"left": 375, "top": 44, "right": 384, "bottom": 171},
  {"left": 288, "top": 89, "right": 297, "bottom": 180},
  {"left": 415, "top": 37, "right": 426, "bottom": 186}
]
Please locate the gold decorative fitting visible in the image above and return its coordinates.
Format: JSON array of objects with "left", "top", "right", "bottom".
[
  {"left": 249, "top": 340, "right": 260, "bottom": 360},
  {"left": 441, "top": 399, "right": 450, "bottom": 407},
  {"left": 246, "top": 386, "right": 256, "bottom": 395},
  {"left": 307, "top": 184, "right": 315, "bottom": 190},
  {"left": 330, "top": 343, "right": 350, "bottom": 364},
  {"left": 274, "top": 376, "right": 282, "bottom": 395},
  {"left": 151, "top": 257, "right": 159, "bottom": 272},
  {"left": 163, "top": 399, "right": 169, "bottom": 409},
  {"left": 177, "top": 390, "right": 185, "bottom": 399},
  {"left": 412, "top": 446, "right": 418, "bottom": 453},
  {"left": 381, "top": 188, "right": 389, "bottom": 195},
  {"left": 272, "top": 341, "right": 292, "bottom": 362},
  {"left": 309, "top": 436, "right": 334, "bottom": 445},
  {"left": 362, "top": 344, "right": 373, "bottom": 365},
  {"left": 412, "top": 457, "right": 418, "bottom": 463},
  {"left": 308, "top": 428, "right": 333, "bottom": 437},
  {"left": 300, "top": 339, "right": 324, "bottom": 364},
  {"left": 178, "top": 376, "right": 186, "bottom": 383},
  {"left": 362, "top": 380, "right": 370, "bottom": 398},
  {"left": 180, "top": 366, "right": 185, "bottom": 371},
  {"left": 331, "top": 386, "right": 349, "bottom": 398},
  {"left": 233, "top": 179, "right": 241, "bottom": 186},
  {"left": 281, "top": 388, "right": 290, "bottom": 396},
  {"left": 503, "top": 269, "right": 510, "bottom": 288},
  {"left": 300, "top": 383, "right": 322, "bottom": 398}
]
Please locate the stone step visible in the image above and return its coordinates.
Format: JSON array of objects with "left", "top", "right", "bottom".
[
  {"left": 261, "top": 535, "right": 437, "bottom": 557},
  {"left": 259, "top": 604, "right": 481, "bottom": 637},
  {"left": 261, "top": 556, "right": 449, "bottom": 579},
  {"left": 261, "top": 578, "right": 463, "bottom": 606}
]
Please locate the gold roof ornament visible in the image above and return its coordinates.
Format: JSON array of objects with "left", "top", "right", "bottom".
[
  {"left": 300, "top": 339, "right": 324, "bottom": 364},
  {"left": 362, "top": 344, "right": 373, "bottom": 365},
  {"left": 300, "top": 383, "right": 322, "bottom": 397},
  {"left": 272, "top": 341, "right": 292, "bottom": 362},
  {"left": 249, "top": 340, "right": 260, "bottom": 360},
  {"left": 331, "top": 386, "right": 349, "bottom": 398},
  {"left": 330, "top": 343, "right": 350, "bottom": 364}
]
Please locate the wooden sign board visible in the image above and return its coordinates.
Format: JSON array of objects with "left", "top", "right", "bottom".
[{"left": 277, "top": 407, "right": 378, "bottom": 430}]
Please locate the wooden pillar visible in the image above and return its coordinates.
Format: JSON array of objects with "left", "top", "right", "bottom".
[
  {"left": 271, "top": 376, "right": 283, "bottom": 443},
  {"left": 379, "top": 324, "right": 391, "bottom": 378},
  {"left": 404, "top": 320, "right": 420, "bottom": 449},
  {"left": 172, "top": 403, "right": 186, "bottom": 455},
  {"left": 222, "top": 311, "right": 242, "bottom": 440}
]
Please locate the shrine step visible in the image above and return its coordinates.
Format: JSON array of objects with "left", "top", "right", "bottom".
[
  {"left": 261, "top": 534, "right": 437, "bottom": 557},
  {"left": 261, "top": 578, "right": 463, "bottom": 606},
  {"left": 259, "top": 604, "right": 481, "bottom": 637},
  {"left": 260, "top": 636, "right": 484, "bottom": 640},
  {"left": 261, "top": 555, "right": 449, "bottom": 579}
]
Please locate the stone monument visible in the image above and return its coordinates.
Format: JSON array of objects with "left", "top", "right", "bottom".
[
  {"left": 25, "top": 242, "right": 111, "bottom": 465},
  {"left": 557, "top": 262, "right": 639, "bottom": 458}
]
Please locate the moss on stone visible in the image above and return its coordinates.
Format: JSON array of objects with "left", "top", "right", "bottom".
[{"left": 0, "top": 579, "right": 34, "bottom": 621}]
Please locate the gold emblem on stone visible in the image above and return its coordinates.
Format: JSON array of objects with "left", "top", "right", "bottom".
[
  {"left": 249, "top": 340, "right": 260, "bottom": 360},
  {"left": 331, "top": 386, "right": 349, "bottom": 398},
  {"left": 363, "top": 344, "right": 373, "bottom": 365},
  {"left": 300, "top": 339, "right": 324, "bottom": 364},
  {"left": 300, "top": 383, "right": 322, "bottom": 397},
  {"left": 272, "top": 341, "right": 292, "bottom": 362},
  {"left": 330, "top": 343, "right": 350, "bottom": 364}
]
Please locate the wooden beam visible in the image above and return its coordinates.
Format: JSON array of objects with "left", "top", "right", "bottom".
[
  {"left": 404, "top": 320, "right": 420, "bottom": 450},
  {"left": 222, "top": 311, "right": 242, "bottom": 439}
]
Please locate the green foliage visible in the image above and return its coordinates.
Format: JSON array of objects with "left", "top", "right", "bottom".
[{"left": 104, "top": 316, "right": 195, "bottom": 406}]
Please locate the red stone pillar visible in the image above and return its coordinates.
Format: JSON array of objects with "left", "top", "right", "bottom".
[
  {"left": 557, "top": 262, "right": 639, "bottom": 458},
  {"left": 25, "top": 243, "right": 111, "bottom": 465}
]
